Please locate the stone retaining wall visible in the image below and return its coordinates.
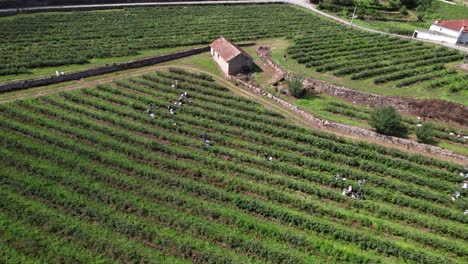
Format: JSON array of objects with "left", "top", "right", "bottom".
[
  {"left": 230, "top": 75, "right": 467, "bottom": 162},
  {"left": 303, "top": 78, "right": 411, "bottom": 111},
  {"left": 256, "top": 45, "right": 468, "bottom": 125},
  {"left": 0, "top": 46, "right": 210, "bottom": 93},
  {"left": 257, "top": 45, "right": 285, "bottom": 85},
  {"left": 256, "top": 45, "right": 410, "bottom": 111}
]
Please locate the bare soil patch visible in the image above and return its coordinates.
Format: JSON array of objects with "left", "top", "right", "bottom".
[{"left": 408, "top": 99, "right": 468, "bottom": 126}]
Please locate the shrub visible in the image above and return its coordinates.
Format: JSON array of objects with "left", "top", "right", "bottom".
[
  {"left": 416, "top": 12, "right": 425, "bottom": 22},
  {"left": 388, "top": 0, "right": 401, "bottom": 10},
  {"left": 415, "top": 122, "right": 434, "bottom": 143},
  {"left": 399, "top": 5, "right": 408, "bottom": 15},
  {"left": 448, "top": 82, "right": 463, "bottom": 94},
  {"left": 286, "top": 75, "right": 306, "bottom": 98},
  {"left": 369, "top": 106, "right": 407, "bottom": 136}
]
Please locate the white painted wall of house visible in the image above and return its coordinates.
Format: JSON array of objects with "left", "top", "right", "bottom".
[
  {"left": 414, "top": 30, "right": 458, "bottom": 44},
  {"left": 429, "top": 24, "right": 461, "bottom": 38},
  {"left": 211, "top": 48, "right": 229, "bottom": 75},
  {"left": 210, "top": 47, "right": 253, "bottom": 75}
]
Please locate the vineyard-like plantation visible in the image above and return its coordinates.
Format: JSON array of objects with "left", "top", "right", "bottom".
[
  {"left": 322, "top": 100, "right": 468, "bottom": 146},
  {"left": 1, "top": 4, "right": 466, "bottom": 95},
  {"left": 287, "top": 32, "right": 467, "bottom": 92},
  {"left": 1, "top": 68, "right": 467, "bottom": 263},
  {"left": 0, "top": 5, "right": 307, "bottom": 76}
]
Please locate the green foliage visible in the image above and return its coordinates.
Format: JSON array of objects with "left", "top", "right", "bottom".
[
  {"left": 317, "top": 2, "right": 354, "bottom": 12},
  {"left": 388, "top": 0, "right": 401, "bottom": 10},
  {"left": 286, "top": 75, "right": 306, "bottom": 98},
  {"left": 415, "top": 122, "right": 434, "bottom": 143},
  {"left": 369, "top": 106, "right": 407, "bottom": 136},
  {"left": 416, "top": 12, "right": 425, "bottom": 21},
  {"left": 429, "top": 1, "right": 468, "bottom": 20},
  {"left": 399, "top": 5, "right": 408, "bottom": 15},
  {"left": 321, "top": 100, "right": 468, "bottom": 146},
  {"left": 400, "top": 0, "right": 419, "bottom": 9},
  {"left": 0, "top": 69, "right": 466, "bottom": 263},
  {"left": 288, "top": 31, "right": 464, "bottom": 94},
  {"left": 0, "top": 5, "right": 321, "bottom": 76},
  {"left": 415, "top": 0, "right": 433, "bottom": 12},
  {"left": 328, "top": 0, "right": 355, "bottom": 6},
  {"left": 448, "top": 82, "right": 462, "bottom": 94},
  {"left": 355, "top": 0, "right": 380, "bottom": 8}
]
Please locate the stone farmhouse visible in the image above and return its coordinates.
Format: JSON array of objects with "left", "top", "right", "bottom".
[
  {"left": 210, "top": 37, "right": 253, "bottom": 75},
  {"left": 413, "top": 19, "right": 468, "bottom": 45}
]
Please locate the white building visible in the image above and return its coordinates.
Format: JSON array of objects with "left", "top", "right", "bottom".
[
  {"left": 413, "top": 19, "right": 468, "bottom": 45},
  {"left": 210, "top": 37, "right": 253, "bottom": 75}
]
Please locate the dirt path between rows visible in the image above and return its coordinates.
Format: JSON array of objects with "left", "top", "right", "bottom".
[
  {"left": 234, "top": 51, "right": 468, "bottom": 163},
  {"left": 0, "top": 65, "right": 175, "bottom": 104},
  {"left": 211, "top": 68, "right": 468, "bottom": 163},
  {"left": 1, "top": 62, "right": 465, "bottom": 163},
  {"left": 0, "top": 59, "right": 311, "bottom": 131}
]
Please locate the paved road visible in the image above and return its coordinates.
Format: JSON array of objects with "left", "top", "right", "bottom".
[
  {"left": 435, "top": 0, "right": 456, "bottom": 5},
  {"left": 286, "top": 0, "right": 468, "bottom": 53},
  {"left": 1, "top": 0, "right": 467, "bottom": 52}
]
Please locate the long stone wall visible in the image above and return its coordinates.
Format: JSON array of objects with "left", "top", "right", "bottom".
[
  {"left": 256, "top": 45, "right": 410, "bottom": 111},
  {"left": 256, "top": 45, "right": 468, "bottom": 125},
  {"left": 230, "top": 75, "right": 467, "bottom": 162},
  {"left": 257, "top": 45, "right": 285, "bottom": 85},
  {"left": 303, "top": 78, "right": 411, "bottom": 111},
  {"left": 0, "top": 46, "right": 210, "bottom": 93}
]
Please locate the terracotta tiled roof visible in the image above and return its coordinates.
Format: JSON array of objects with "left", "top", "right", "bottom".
[
  {"left": 435, "top": 19, "right": 468, "bottom": 32},
  {"left": 210, "top": 37, "right": 252, "bottom": 62}
]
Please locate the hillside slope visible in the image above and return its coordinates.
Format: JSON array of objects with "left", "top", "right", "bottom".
[{"left": 0, "top": 68, "right": 467, "bottom": 263}]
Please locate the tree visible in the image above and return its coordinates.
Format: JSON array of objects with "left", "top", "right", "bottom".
[
  {"left": 416, "top": 12, "right": 425, "bottom": 22},
  {"left": 399, "top": 5, "right": 408, "bottom": 15},
  {"left": 286, "top": 75, "right": 306, "bottom": 98},
  {"left": 416, "top": 0, "right": 433, "bottom": 12},
  {"left": 388, "top": 0, "right": 401, "bottom": 10},
  {"left": 369, "top": 106, "right": 407, "bottom": 136},
  {"left": 400, "top": 0, "right": 418, "bottom": 9},
  {"left": 355, "top": 0, "right": 380, "bottom": 8},
  {"left": 448, "top": 82, "right": 462, "bottom": 94},
  {"left": 415, "top": 122, "right": 434, "bottom": 143}
]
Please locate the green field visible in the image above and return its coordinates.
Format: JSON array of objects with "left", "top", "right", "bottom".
[
  {"left": 317, "top": 1, "right": 468, "bottom": 36},
  {"left": 0, "top": 5, "right": 306, "bottom": 78},
  {"left": 429, "top": 1, "right": 468, "bottom": 20},
  {"left": 351, "top": 19, "right": 430, "bottom": 36},
  {"left": 258, "top": 38, "right": 467, "bottom": 105},
  {"left": 1, "top": 4, "right": 466, "bottom": 101},
  {"left": 293, "top": 94, "right": 468, "bottom": 155},
  {"left": 1, "top": 68, "right": 467, "bottom": 263},
  {"left": 0, "top": 0, "right": 241, "bottom": 8},
  {"left": 286, "top": 32, "right": 468, "bottom": 102}
]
